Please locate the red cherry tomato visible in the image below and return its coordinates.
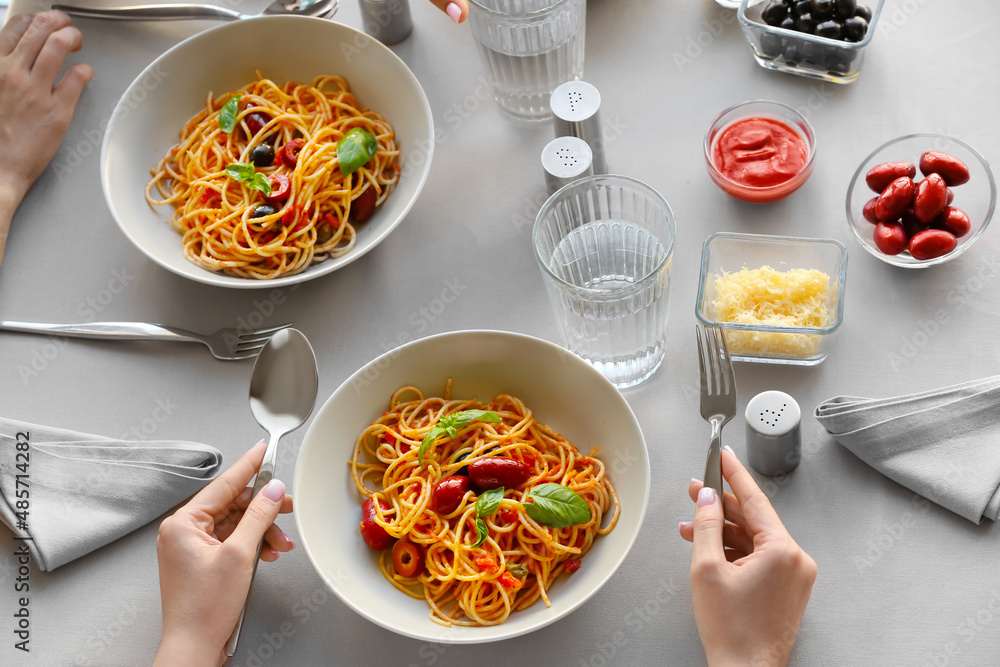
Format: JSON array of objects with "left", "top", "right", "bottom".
[
  {"left": 875, "top": 177, "right": 915, "bottom": 222},
  {"left": 873, "top": 221, "right": 908, "bottom": 255},
  {"left": 900, "top": 209, "right": 926, "bottom": 240},
  {"left": 391, "top": 540, "right": 425, "bottom": 577},
  {"left": 865, "top": 161, "right": 916, "bottom": 194},
  {"left": 919, "top": 151, "right": 970, "bottom": 186},
  {"left": 933, "top": 207, "right": 972, "bottom": 238},
  {"left": 946, "top": 188, "right": 955, "bottom": 206},
  {"left": 265, "top": 174, "right": 290, "bottom": 202},
  {"left": 280, "top": 138, "right": 305, "bottom": 168},
  {"left": 468, "top": 458, "right": 532, "bottom": 491},
  {"left": 350, "top": 185, "right": 378, "bottom": 223},
  {"left": 909, "top": 229, "right": 957, "bottom": 260},
  {"left": 432, "top": 475, "right": 471, "bottom": 514},
  {"left": 245, "top": 112, "right": 271, "bottom": 137},
  {"left": 360, "top": 497, "right": 394, "bottom": 550},
  {"left": 913, "top": 173, "right": 948, "bottom": 223},
  {"left": 563, "top": 559, "right": 582, "bottom": 574},
  {"left": 862, "top": 197, "right": 880, "bottom": 224}
]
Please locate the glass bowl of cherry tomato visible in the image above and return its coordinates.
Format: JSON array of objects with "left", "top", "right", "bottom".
[
  {"left": 846, "top": 134, "right": 996, "bottom": 269},
  {"left": 704, "top": 99, "right": 816, "bottom": 203},
  {"left": 738, "top": 0, "right": 885, "bottom": 84}
]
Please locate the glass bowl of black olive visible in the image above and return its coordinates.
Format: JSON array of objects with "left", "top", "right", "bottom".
[{"left": 738, "top": 0, "right": 884, "bottom": 84}]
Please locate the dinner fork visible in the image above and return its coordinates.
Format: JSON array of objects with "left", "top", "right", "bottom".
[
  {"left": 0, "top": 321, "right": 292, "bottom": 361},
  {"left": 696, "top": 324, "right": 737, "bottom": 497}
]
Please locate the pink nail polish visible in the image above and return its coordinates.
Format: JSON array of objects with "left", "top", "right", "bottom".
[
  {"left": 262, "top": 478, "right": 285, "bottom": 502},
  {"left": 446, "top": 2, "right": 462, "bottom": 23},
  {"left": 690, "top": 478, "right": 702, "bottom": 486},
  {"left": 697, "top": 486, "right": 717, "bottom": 507},
  {"left": 268, "top": 547, "right": 280, "bottom": 559},
  {"left": 724, "top": 445, "right": 735, "bottom": 455},
  {"left": 678, "top": 521, "right": 694, "bottom": 530}
]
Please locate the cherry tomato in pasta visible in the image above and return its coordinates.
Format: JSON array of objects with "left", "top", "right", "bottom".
[
  {"left": 280, "top": 139, "right": 305, "bottom": 168},
  {"left": 391, "top": 540, "right": 425, "bottom": 577},
  {"left": 360, "top": 497, "right": 394, "bottom": 550},
  {"left": 468, "top": 458, "right": 532, "bottom": 491},
  {"left": 350, "top": 185, "right": 377, "bottom": 223},
  {"left": 563, "top": 559, "right": 582, "bottom": 574},
  {"left": 432, "top": 475, "right": 470, "bottom": 514}
]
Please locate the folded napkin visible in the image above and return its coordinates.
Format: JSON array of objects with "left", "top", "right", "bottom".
[
  {"left": 815, "top": 375, "right": 1000, "bottom": 524},
  {"left": 0, "top": 418, "right": 223, "bottom": 571}
]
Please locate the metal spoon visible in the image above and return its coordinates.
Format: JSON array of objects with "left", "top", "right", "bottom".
[
  {"left": 46, "top": 0, "right": 337, "bottom": 22},
  {"left": 225, "top": 327, "right": 318, "bottom": 657}
]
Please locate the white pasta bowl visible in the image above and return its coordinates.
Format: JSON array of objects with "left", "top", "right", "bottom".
[
  {"left": 101, "top": 16, "right": 433, "bottom": 288},
  {"left": 294, "top": 330, "right": 650, "bottom": 643}
]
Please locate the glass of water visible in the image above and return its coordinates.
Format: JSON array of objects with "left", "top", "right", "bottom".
[
  {"left": 533, "top": 175, "right": 676, "bottom": 389},
  {"left": 467, "top": 0, "right": 586, "bottom": 123}
]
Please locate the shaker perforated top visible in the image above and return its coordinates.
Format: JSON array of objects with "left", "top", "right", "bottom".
[{"left": 541, "top": 136, "right": 593, "bottom": 195}]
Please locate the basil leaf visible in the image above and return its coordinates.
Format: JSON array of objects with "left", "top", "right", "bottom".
[
  {"left": 418, "top": 410, "right": 501, "bottom": 468},
  {"left": 247, "top": 172, "right": 272, "bottom": 195},
  {"left": 476, "top": 487, "right": 504, "bottom": 519},
  {"left": 522, "top": 483, "right": 591, "bottom": 528},
  {"left": 472, "top": 518, "right": 489, "bottom": 548},
  {"left": 219, "top": 95, "right": 240, "bottom": 134},
  {"left": 225, "top": 163, "right": 255, "bottom": 182},
  {"left": 337, "top": 128, "right": 378, "bottom": 176},
  {"left": 507, "top": 563, "right": 528, "bottom": 579}
]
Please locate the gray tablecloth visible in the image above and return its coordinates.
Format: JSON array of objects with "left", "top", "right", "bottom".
[{"left": 1, "top": 0, "right": 999, "bottom": 665}]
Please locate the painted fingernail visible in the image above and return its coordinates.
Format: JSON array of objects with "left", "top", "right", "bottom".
[
  {"left": 268, "top": 547, "right": 280, "bottom": 559},
  {"left": 690, "top": 478, "right": 702, "bottom": 486},
  {"left": 262, "top": 478, "right": 286, "bottom": 502},
  {"left": 254, "top": 439, "right": 266, "bottom": 448},
  {"left": 279, "top": 530, "right": 296, "bottom": 548},
  {"left": 697, "top": 486, "right": 717, "bottom": 507},
  {"left": 678, "top": 521, "right": 694, "bottom": 530},
  {"left": 723, "top": 445, "right": 735, "bottom": 455},
  {"left": 446, "top": 2, "right": 462, "bottom": 22}
]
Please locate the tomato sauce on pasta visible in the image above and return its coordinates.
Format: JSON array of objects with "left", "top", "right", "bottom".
[
  {"left": 350, "top": 381, "right": 620, "bottom": 627},
  {"left": 145, "top": 73, "right": 399, "bottom": 279}
]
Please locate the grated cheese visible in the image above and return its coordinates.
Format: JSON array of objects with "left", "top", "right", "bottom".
[{"left": 711, "top": 266, "right": 832, "bottom": 357}]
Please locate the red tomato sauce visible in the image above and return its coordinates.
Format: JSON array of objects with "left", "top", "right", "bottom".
[{"left": 712, "top": 117, "right": 808, "bottom": 188}]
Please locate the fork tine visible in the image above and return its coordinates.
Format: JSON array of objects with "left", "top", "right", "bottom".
[
  {"left": 239, "top": 323, "right": 293, "bottom": 339},
  {"left": 709, "top": 325, "right": 723, "bottom": 396},
  {"left": 233, "top": 341, "right": 268, "bottom": 355},
  {"left": 235, "top": 334, "right": 282, "bottom": 347},
  {"left": 717, "top": 325, "right": 735, "bottom": 396},
  {"left": 696, "top": 325, "right": 709, "bottom": 396}
]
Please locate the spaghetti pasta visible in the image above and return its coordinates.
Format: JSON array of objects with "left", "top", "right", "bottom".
[
  {"left": 145, "top": 73, "right": 399, "bottom": 279},
  {"left": 350, "top": 381, "right": 620, "bottom": 627}
]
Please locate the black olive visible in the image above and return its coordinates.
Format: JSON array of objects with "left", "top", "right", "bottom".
[
  {"left": 760, "top": 32, "right": 783, "bottom": 58},
  {"left": 793, "top": 0, "right": 811, "bottom": 14},
  {"left": 815, "top": 19, "right": 843, "bottom": 39},
  {"left": 854, "top": 3, "right": 872, "bottom": 22},
  {"left": 811, "top": 0, "right": 834, "bottom": 20},
  {"left": 842, "top": 16, "right": 867, "bottom": 41},
  {"left": 797, "top": 12, "right": 817, "bottom": 33},
  {"left": 780, "top": 16, "right": 797, "bottom": 30},
  {"left": 834, "top": 0, "right": 856, "bottom": 18},
  {"left": 782, "top": 42, "right": 800, "bottom": 64},
  {"left": 250, "top": 204, "right": 276, "bottom": 219},
  {"left": 762, "top": 1, "right": 788, "bottom": 26},
  {"left": 249, "top": 143, "right": 275, "bottom": 167}
]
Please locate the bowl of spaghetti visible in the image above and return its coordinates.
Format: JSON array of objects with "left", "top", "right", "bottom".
[
  {"left": 101, "top": 15, "right": 433, "bottom": 288},
  {"left": 294, "top": 330, "right": 650, "bottom": 643}
]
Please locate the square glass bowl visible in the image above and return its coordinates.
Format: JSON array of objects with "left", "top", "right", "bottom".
[
  {"left": 695, "top": 232, "right": 848, "bottom": 366},
  {"left": 738, "top": 0, "right": 885, "bottom": 84}
]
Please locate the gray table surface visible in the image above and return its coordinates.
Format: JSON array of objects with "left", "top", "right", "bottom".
[{"left": 2, "top": 0, "right": 1000, "bottom": 665}]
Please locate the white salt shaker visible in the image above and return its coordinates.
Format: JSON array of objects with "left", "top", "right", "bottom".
[{"left": 745, "top": 390, "right": 802, "bottom": 476}]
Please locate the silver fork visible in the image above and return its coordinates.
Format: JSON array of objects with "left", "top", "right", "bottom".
[
  {"left": 696, "top": 324, "right": 737, "bottom": 497},
  {"left": 0, "top": 321, "right": 292, "bottom": 361}
]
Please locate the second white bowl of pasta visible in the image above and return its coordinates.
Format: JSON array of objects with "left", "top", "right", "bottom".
[
  {"left": 102, "top": 15, "right": 433, "bottom": 288},
  {"left": 294, "top": 330, "right": 650, "bottom": 643}
]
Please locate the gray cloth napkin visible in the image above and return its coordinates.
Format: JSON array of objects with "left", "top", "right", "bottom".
[
  {"left": 815, "top": 375, "right": 1000, "bottom": 524},
  {"left": 0, "top": 418, "right": 223, "bottom": 571}
]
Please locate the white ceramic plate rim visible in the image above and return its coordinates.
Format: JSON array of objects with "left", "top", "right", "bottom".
[
  {"left": 293, "top": 329, "right": 651, "bottom": 644},
  {"left": 100, "top": 16, "right": 434, "bottom": 289}
]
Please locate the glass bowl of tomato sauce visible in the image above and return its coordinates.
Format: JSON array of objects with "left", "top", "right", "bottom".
[{"left": 704, "top": 100, "right": 816, "bottom": 204}]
